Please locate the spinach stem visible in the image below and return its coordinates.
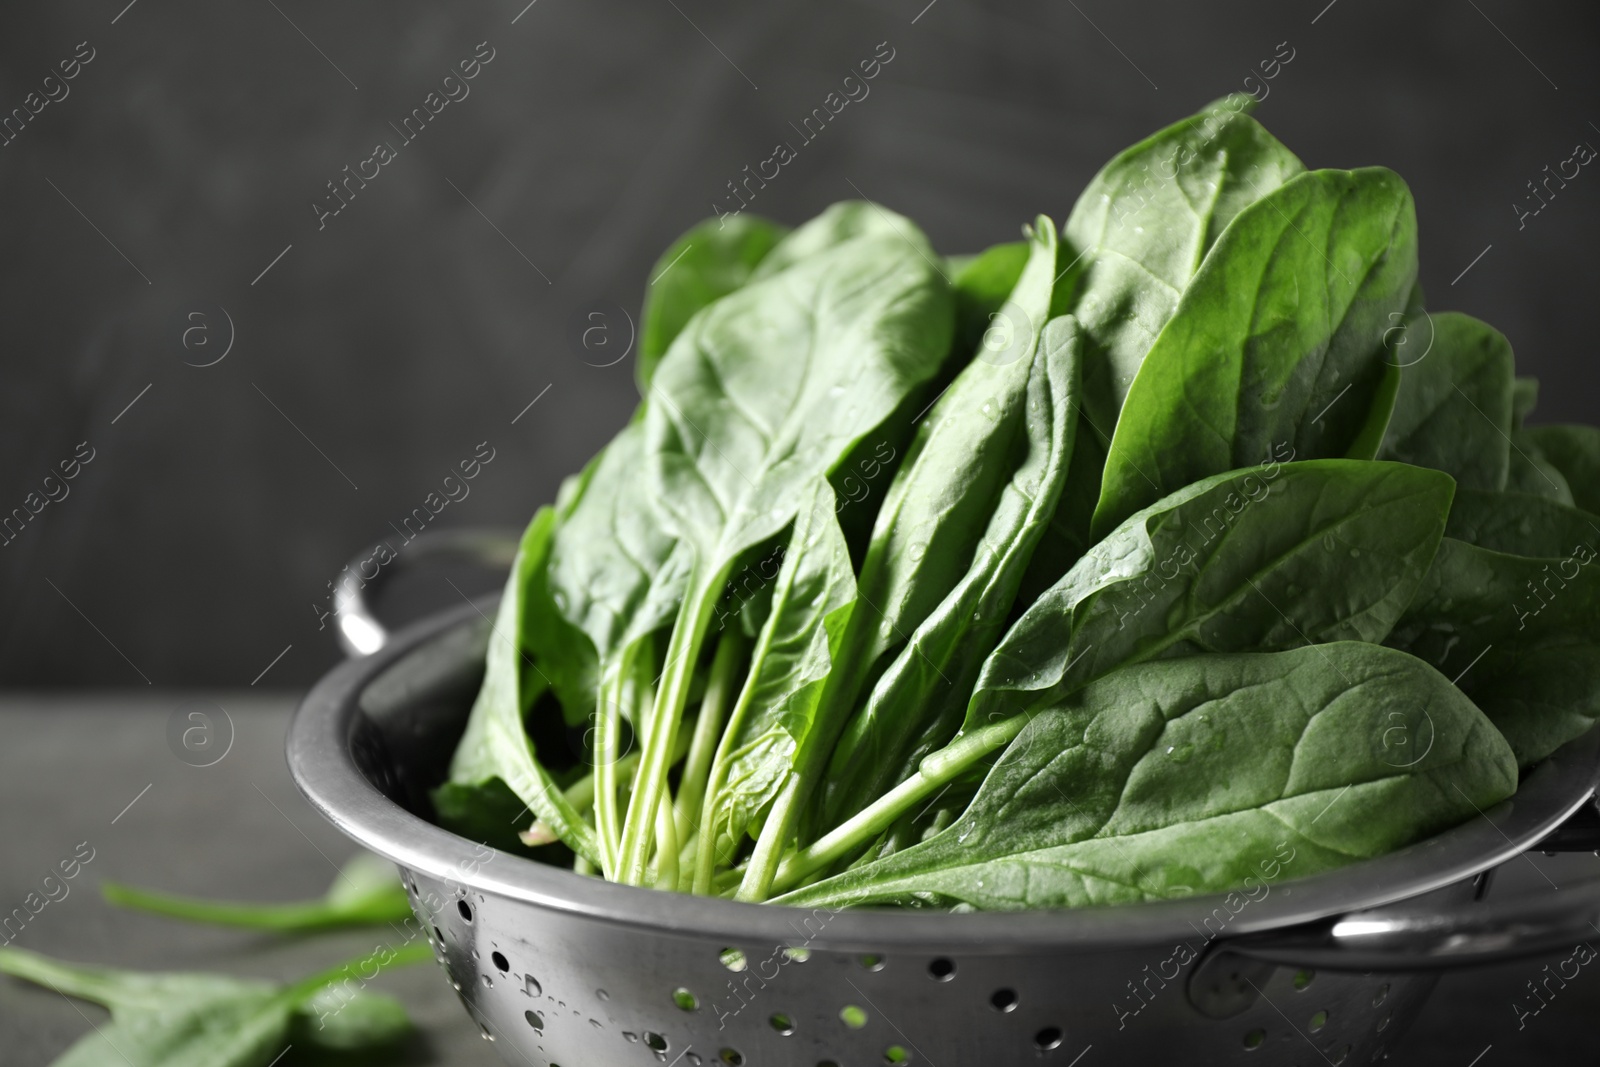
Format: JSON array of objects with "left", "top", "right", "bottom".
[
  {"left": 617, "top": 562, "right": 728, "bottom": 885},
  {"left": 590, "top": 659, "right": 630, "bottom": 877},
  {"left": 653, "top": 792, "right": 680, "bottom": 891},
  {"left": 675, "top": 630, "right": 745, "bottom": 844},
  {"left": 278, "top": 940, "right": 434, "bottom": 1006},
  {"left": 729, "top": 596, "right": 881, "bottom": 902},
  {"left": 769, "top": 712, "right": 1028, "bottom": 894}
]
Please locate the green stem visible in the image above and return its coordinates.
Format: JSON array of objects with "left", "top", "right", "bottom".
[
  {"left": 591, "top": 655, "right": 631, "bottom": 877},
  {"left": 653, "top": 792, "right": 680, "bottom": 891},
  {"left": 617, "top": 562, "right": 727, "bottom": 885},
  {"left": 0, "top": 947, "right": 137, "bottom": 1006},
  {"left": 97, "top": 886, "right": 357, "bottom": 932},
  {"left": 769, "top": 712, "right": 1028, "bottom": 895},
  {"left": 729, "top": 599, "right": 881, "bottom": 902},
  {"left": 279, "top": 941, "right": 433, "bottom": 1006},
  {"left": 674, "top": 630, "right": 746, "bottom": 843}
]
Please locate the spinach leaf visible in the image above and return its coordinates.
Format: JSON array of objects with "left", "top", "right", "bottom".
[
  {"left": 1506, "top": 430, "right": 1576, "bottom": 503},
  {"left": 948, "top": 240, "right": 1029, "bottom": 355},
  {"left": 1512, "top": 376, "right": 1540, "bottom": 430},
  {"left": 1016, "top": 96, "right": 1302, "bottom": 596},
  {"left": 444, "top": 508, "right": 602, "bottom": 866},
  {"left": 1379, "top": 312, "right": 1514, "bottom": 489},
  {"left": 620, "top": 227, "right": 954, "bottom": 883},
  {"left": 102, "top": 852, "right": 410, "bottom": 932},
  {"left": 1064, "top": 94, "right": 1304, "bottom": 433},
  {"left": 835, "top": 219, "right": 1064, "bottom": 697},
  {"left": 1094, "top": 167, "right": 1419, "bottom": 538},
  {"left": 769, "top": 459, "right": 1452, "bottom": 891},
  {"left": 776, "top": 643, "right": 1516, "bottom": 910},
  {"left": 1388, "top": 533, "right": 1600, "bottom": 766},
  {"left": 693, "top": 480, "right": 856, "bottom": 897},
  {"left": 749, "top": 200, "right": 923, "bottom": 280},
  {"left": 531, "top": 420, "right": 693, "bottom": 873},
  {"left": 1446, "top": 488, "right": 1600, "bottom": 558},
  {"left": 973, "top": 459, "right": 1453, "bottom": 728},
  {"left": 637, "top": 214, "right": 789, "bottom": 391},
  {"left": 1524, "top": 425, "right": 1600, "bottom": 514},
  {"left": 754, "top": 219, "right": 1059, "bottom": 851},
  {"left": 0, "top": 943, "right": 427, "bottom": 1067},
  {"left": 818, "top": 314, "right": 1082, "bottom": 835}
]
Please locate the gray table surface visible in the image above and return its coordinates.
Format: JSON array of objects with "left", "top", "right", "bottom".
[{"left": 1, "top": 694, "right": 1597, "bottom": 1066}]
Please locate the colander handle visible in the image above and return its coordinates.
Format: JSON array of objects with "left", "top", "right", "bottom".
[
  {"left": 329, "top": 528, "right": 520, "bottom": 656},
  {"left": 1230, "top": 800, "right": 1600, "bottom": 971}
]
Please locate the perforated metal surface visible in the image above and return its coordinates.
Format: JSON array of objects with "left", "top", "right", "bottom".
[
  {"left": 402, "top": 869, "right": 1458, "bottom": 1067},
  {"left": 288, "top": 601, "right": 1600, "bottom": 1067}
]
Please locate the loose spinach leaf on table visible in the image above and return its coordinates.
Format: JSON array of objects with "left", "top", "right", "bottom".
[
  {"left": 1093, "top": 167, "right": 1419, "bottom": 538},
  {"left": 637, "top": 215, "right": 789, "bottom": 391},
  {"left": 1388, "top": 530, "right": 1600, "bottom": 766},
  {"left": 777, "top": 644, "right": 1516, "bottom": 910},
  {"left": 0, "top": 943, "right": 427, "bottom": 1067},
  {"left": 620, "top": 224, "right": 955, "bottom": 884},
  {"left": 1378, "top": 311, "right": 1514, "bottom": 490},
  {"left": 102, "top": 852, "right": 410, "bottom": 932}
]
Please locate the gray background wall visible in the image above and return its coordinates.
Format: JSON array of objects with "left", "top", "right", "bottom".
[{"left": 1, "top": 0, "right": 1596, "bottom": 687}]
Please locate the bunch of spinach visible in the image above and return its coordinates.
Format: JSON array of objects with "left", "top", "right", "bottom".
[{"left": 439, "top": 95, "right": 1595, "bottom": 911}]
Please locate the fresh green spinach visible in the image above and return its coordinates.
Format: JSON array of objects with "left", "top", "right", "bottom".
[
  {"left": 0, "top": 943, "right": 427, "bottom": 1067},
  {"left": 776, "top": 644, "right": 1516, "bottom": 910},
  {"left": 102, "top": 852, "right": 411, "bottom": 932},
  {"left": 1094, "top": 167, "right": 1419, "bottom": 538},
  {"left": 637, "top": 215, "right": 789, "bottom": 391}
]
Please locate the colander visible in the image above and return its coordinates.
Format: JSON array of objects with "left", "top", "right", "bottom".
[{"left": 289, "top": 575, "right": 1600, "bottom": 1067}]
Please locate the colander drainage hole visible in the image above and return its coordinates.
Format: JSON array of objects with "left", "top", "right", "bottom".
[
  {"left": 885, "top": 1044, "right": 911, "bottom": 1063},
  {"left": 719, "top": 947, "right": 747, "bottom": 972},
  {"left": 859, "top": 954, "right": 886, "bottom": 971},
  {"left": 491, "top": 951, "right": 509, "bottom": 972},
  {"left": 770, "top": 1012, "right": 795, "bottom": 1035},
  {"left": 457, "top": 899, "right": 473, "bottom": 922},
  {"left": 432, "top": 926, "right": 444, "bottom": 944},
  {"left": 928, "top": 958, "right": 956, "bottom": 981},
  {"left": 990, "top": 988, "right": 1018, "bottom": 1013},
  {"left": 1034, "top": 1028, "right": 1063, "bottom": 1051},
  {"left": 719, "top": 1047, "right": 744, "bottom": 1065},
  {"left": 645, "top": 1032, "right": 668, "bottom": 1052},
  {"left": 1331, "top": 1045, "right": 1351, "bottom": 1065},
  {"left": 1242, "top": 1028, "right": 1265, "bottom": 1050},
  {"left": 1293, "top": 968, "right": 1315, "bottom": 991},
  {"left": 673, "top": 987, "right": 700, "bottom": 1011},
  {"left": 524, "top": 1010, "right": 544, "bottom": 1031},
  {"left": 1309, "top": 1010, "right": 1329, "bottom": 1032},
  {"left": 840, "top": 1005, "right": 868, "bottom": 1029}
]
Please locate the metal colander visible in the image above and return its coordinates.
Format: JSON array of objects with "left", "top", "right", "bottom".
[{"left": 288, "top": 598, "right": 1600, "bottom": 1067}]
